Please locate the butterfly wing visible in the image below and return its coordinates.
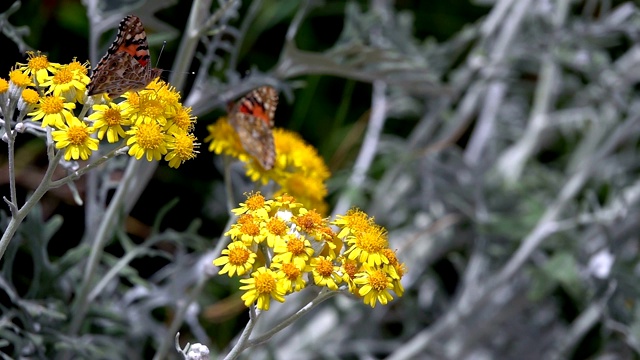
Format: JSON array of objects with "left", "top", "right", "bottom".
[
  {"left": 229, "top": 112, "right": 276, "bottom": 170},
  {"left": 88, "top": 15, "right": 161, "bottom": 97},
  {"left": 228, "top": 86, "right": 279, "bottom": 169},
  {"left": 234, "top": 86, "right": 278, "bottom": 127}
]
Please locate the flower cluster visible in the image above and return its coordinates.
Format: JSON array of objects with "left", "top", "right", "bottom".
[
  {"left": 213, "top": 192, "right": 405, "bottom": 310},
  {"left": 205, "top": 119, "right": 330, "bottom": 214},
  {"left": 1, "top": 51, "right": 198, "bottom": 168}
]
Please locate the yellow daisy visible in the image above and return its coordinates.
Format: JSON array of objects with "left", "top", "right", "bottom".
[
  {"left": 310, "top": 255, "right": 342, "bottom": 291},
  {"left": 239, "top": 267, "right": 287, "bottom": 311},
  {"left": 51, "top": 117, "right": 99, "bottom": 161},
  {"left": 29, "top": 94, "right": 76, "bottom": 129},
  {"left": 165, "top": 131, "right": 199, "bottom": 169},
  {"left": 88, "top": 102, "right": 130, "bottom": 143},
  {"left": 213, "top": 241, "right": 257, "bottom": 277},
  {"left": 17, "top": 51, "right": 60, "bottom": 82},
  {"left": 126, "top": 121, "right": 172, "bottom": 161},
  {"left": 39, "top": 63, "right": 89, "bottom": 103},
  {"left": 354, "top": 263, "right": 395, "bottom": 308}
]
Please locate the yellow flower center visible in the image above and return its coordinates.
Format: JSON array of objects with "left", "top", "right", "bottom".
[
  {"left": 238, "top": 214, "right": 254, "bottom": 225},
  {"left": 172, "top": 108, "right": 192, "bottom": 131},
  {"left": 22, "top": 89, "right": 40, "bottom": 104},
  {"left": 67, "top": 124, "right": 89, "bottom": 145},
  {"left": 28, "top": 54, "right": 49, "bottom": 70},
  {"left": 67, "top": 60, "right": 88, "bottom": 75},
  {"left": 240, "top": 220, "right": 260, "bottom": 236},
  {"left": 172, "top": 133, "right": 196, "bottom": 160},
  {"left": 340, "top": 209, "right": 372, "bottom": 234},
  {"left": 295, "top": 210, "right": 323, "bottom": 232},
  {"left": 140, "top": 98, "right": 164, "bottom": 118},
  {"left": 157, "top": 87, "right": 180, "bottom": 106},
  {"left": 53, "top": 68, "right": 73, "bottom": 85},
  {"left": 254, "top": 272, "right": 276, "bottom": 294},
  {"left": 266, "top": 217, "right": 287, "bottom": 236},
  {"left": 10, "top": 70, "right": 32, "bottom": 87},
  {"left": 134, "top": 122, "right": 164, "bottom": 150},
  {"left": 281, "top": 263, "right": 301, "bottom": 280},
  {"left": 319, "top": 226, "right": 336, "bottom": 240},
  {"left": 103, "top": 108, "right": 122, "bottom": 126},
  {"left": 343, "top": 260, "right": 358, "bottom": 279},
  {"left": 368, "top": 269, "right": 390, "bottom": 292},
  {"left": 0, "top": 78, "right": 9, "bottom": 93},
  {"left": 127, "top": 92, "right": 141, "bottom": 105},
  {"left": 382, "top": 249, "right": 398, "bottom": 266},
  {"left": 316, "top": 258, "right": 334, "bottom": 277},
  {"left": 287, "top": 237, "right": 306, "bottom": 256},
  {"left": 278, "top": 194, "right": 296, "bottom": 205},
  {"left": 355, "top": 229, "right": 387, "bottom": 253},
  {"left": 41, "top": 96, "right": 65, "bottom": 114},
  {"left": 228, "top": 246, "right": 250, "bottom": 265},
  {"left": 246, "top": 193, "right": 266, "bottom": 211}
]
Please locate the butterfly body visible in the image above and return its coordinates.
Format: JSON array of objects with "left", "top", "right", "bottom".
[
  {"left": 229, "top": 86, "right": 279, "bottom": 170},
  {"left": 88, "top": 15, "right": 161, "bottom": 98}
]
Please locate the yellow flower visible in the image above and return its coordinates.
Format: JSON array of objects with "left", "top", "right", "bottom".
[
  {"left": 126, "top": 121, "right": 172, "bottom": 161},
  {"left": 269, "top": 193, "right": 302, "bottom": 212},
  {"left": 225, "top": 213, "right": 267, "bottom": 246},
  {"left": 276, "top": 173, "right": 328, "bottom": 215},
  {"left": 29, "top": 95, "right": 76, "bottom": 129},
  {"left": 17, "top": 51, "right": 60, "bottom": 82},
  {"left": 213, "top": 241, "right": 257, "bottom": 277},
  {"left": 231, "top": 192, "right": 271, "bottom": 219},
  {"left": 293, "top": 208, "right": 328, "bottom": 241},
  {"left": 39, "top": 63, "right": 89, "bottom": 103},
  {"left": 89, "top": 102, "right": 130, "bottom": 143},
  {"left": 263, "top": 216, "right": 289, "bottom": 248},
  {"left": 0, "top": 78, "right": 8, "bottom": 93},
  {"left": 354, "top": 263, "right": 395, "bottom": 308},
  {"left": 66, "top": 58, "right": 90, "bottom": 77},
  {"left": 166, "top": 106, "right": 196, "bottom": 134},
  {"left": 339, "top": 257, "right": 360, "bottom": 294},
  {"left": 205, "top": 118, "right": 246, "bottom": 159},
  {"left": 122, "top": 91, "right": 170, "bottom": 126},
  {"left": 319, "top": 226, "right": 342, "bottom": 259},
  {"left": 343, "top": 224, "right": 389, "bottom": 267},
  {"left": 391, "top": 262, "right": 406, "bottom": 297},
  {"left": 273, "top": 129, "right": 330, "bottom": 180},
  {"left": 333, "top": 208, "right": 375, "bottom": 239},
  {"left": 165, "top": 131, "right": 199, "bottom": 168},
  {"left": 272, "top": 261, "right": 309, "bottom": 293},
  {"left": 310, "top": 255, "right": 342, "bottom": 291},
  {"left": 239, "top": 267, "right": 287, "bottom": 310},
  {"left": 51, "top": 117, "right": 99, "bottom": 161},
  {"left": 21, "top": 89, "right": 40, "bottom": 104},
  {"left": 216, "top": 196, "right": 404, "bottom": 310},
  {"left": 272, "top": 233, "right": 315, "bottom": 269},
  {"left": 147, "top": 78, "right": 181, "bottom": 112},
  {"left": 205, "top": 120, "right": 330, "bottom": 212},
  {"left": 9, "top": 69, "right": 34, "bottom": 88},
  {"left": 18, "top": 88, "right": 40, "bottom": 113}
]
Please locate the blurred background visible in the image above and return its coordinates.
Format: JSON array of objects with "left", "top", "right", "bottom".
[{"left": 3, "top": 0, "right": 640, "bottom": 359}]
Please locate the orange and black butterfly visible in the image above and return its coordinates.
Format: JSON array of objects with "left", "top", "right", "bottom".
[{"left": 228, "top": 86, "right": 279, "bottom": 170}]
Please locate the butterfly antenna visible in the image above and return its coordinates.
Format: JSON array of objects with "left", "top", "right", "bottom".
[{"left": 155, "top": 41, "right": 167, "bottom": 68}]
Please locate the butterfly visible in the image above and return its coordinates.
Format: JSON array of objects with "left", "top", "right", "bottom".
[
  {"left": 228, "top": 86, "right": 279, "bottom": 170},
  {"left": 87, "top": 15, "right": 162, "bottom": 98}
]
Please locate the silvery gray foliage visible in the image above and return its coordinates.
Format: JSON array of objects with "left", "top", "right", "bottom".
[
  {"left": 247, "top": 1, "right": 640, "bottom": 360},
  {"left": 3, "top": 0, "right": 640, "bottom": 359}
]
